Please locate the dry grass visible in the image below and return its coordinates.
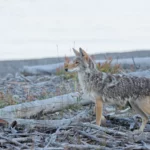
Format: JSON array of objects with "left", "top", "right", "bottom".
[
  {"left": 0, "top": 91, "right": 17, "bottom": 108},
  {"left": 97, "top": 57, "right": 121, "bottom": 74}
]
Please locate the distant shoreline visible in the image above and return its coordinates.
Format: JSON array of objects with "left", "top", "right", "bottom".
[
  {"left": 0, "top": 50, "right": 150, "bottom": 77},
  {"left": 1, "top": 49, "right": 150, "bottom": 62}
]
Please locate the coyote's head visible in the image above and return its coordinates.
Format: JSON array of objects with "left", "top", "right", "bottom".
[{"left": 64, "top": 48, "right": 96, "bottom": 73}]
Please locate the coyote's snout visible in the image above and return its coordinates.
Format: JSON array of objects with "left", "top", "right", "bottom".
[{"left": 64, "top": 48, "right": 150, "bottom": 133}]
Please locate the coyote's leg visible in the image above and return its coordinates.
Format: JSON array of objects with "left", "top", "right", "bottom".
[
  {"left": 96, "top": 97, "right": 103, "bottom": 126},
  {"left": 94, "top": 103, "right": 106, "bottom": 125},
  {"left": 129, "top": 100, "right": 148, "bottom": 132}
]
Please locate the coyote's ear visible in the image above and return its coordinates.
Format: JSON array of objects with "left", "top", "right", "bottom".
[
  {"left": 79, "top": 48, "right": 95, "bottom": 68},
  {"left": 79, "top": 48, "right": 89, "bottom": 61},
  {"left": 73, "top": 48, "right": 80, "bottom": 56}
]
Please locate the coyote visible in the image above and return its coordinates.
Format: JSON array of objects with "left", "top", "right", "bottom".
[{"left": 64, "top": 48, "right": 150, "bottom": 132}]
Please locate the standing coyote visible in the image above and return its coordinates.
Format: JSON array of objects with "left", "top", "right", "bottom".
[{"left": 64, "top": 48, "right": 150, "bottom": 132}]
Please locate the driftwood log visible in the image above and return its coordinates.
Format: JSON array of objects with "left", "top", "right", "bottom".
[
  {"left": 20, "top": 63, "right": 63, "bottom": 76},
  {"left": 0, "top": 92, "right": 91, "bottom": 118},
  {"left": 0, "top": 110, "right": 90, "bottom": 129}
]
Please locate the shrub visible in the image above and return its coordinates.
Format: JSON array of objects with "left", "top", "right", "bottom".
[{"left": 97, "top": 57, "right": 121, "bottom": 74}]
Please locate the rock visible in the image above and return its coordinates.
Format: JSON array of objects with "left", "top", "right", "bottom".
[
  {"left": 5, "top": 73, "right": 14, "bottom": 80},
  {"left": 12, "top": 95, "right": 20, "bottom": 103}
]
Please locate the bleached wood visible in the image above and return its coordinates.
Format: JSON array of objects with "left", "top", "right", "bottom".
[
  {"left": 1, "top": 110, "right": 89, "bottom": 129},
  {"left": 0, "top": 92, "right": 91, "bottom": 118},
  {"left": 21, "top": 63, "right": 63, "bottom": 76}
]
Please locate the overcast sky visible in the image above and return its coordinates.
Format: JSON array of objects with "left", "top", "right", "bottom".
[{"left": 0, "top": 0, "right": 150, "bottom": 60}]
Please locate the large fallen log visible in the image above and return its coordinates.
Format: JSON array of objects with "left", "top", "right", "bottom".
[
  {"left": 127, "top": 70, "right": 150, "bottom": 78},
  {"left": 1, "top": 110, "right": 90, "bottom": 129},
  {"left": 20, "top": 63, "right": 63, "bottom": 76},
  {"left": 0, "top": 93, "right": 91, "bottom": 118}
]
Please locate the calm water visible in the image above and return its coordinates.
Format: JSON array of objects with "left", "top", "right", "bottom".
[{"left": 0, "top": 0, "right": 150, "bottom": 60}]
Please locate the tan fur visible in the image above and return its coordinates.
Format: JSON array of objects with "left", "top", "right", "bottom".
[
  {"left": 96, "top": 97, "right": 103, "bottom": 125},
  {"left": 137, "top": 96, "right": 150, "bottom": 114}
]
